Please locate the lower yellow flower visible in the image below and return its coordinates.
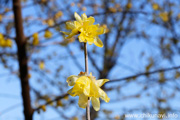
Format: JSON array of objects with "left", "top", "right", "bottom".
[{"left": 67, "top": 72, "right": 110, "bottom": 111}]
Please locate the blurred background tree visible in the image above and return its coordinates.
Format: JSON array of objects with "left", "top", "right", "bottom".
[{"left": 0, "top": 0, "right": 180, "bottom": 120}]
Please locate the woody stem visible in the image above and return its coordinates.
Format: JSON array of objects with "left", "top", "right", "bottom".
[{"left": 84, "top": 43, "right": 90, "bottom": 120}]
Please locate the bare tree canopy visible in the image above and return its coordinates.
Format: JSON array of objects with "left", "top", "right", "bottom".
[{"left": 0, "top": 0, "right": 180, "bottom": 120}]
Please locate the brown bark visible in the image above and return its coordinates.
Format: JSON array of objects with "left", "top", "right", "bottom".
[{"left": 13, "top": 0, "right": 33, "bottom": 120}]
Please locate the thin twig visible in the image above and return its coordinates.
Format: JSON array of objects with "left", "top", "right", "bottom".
[
  {"left": 88, "top": 51, "right": 101, "bottom": 73},
  {"left": 33, "top": 93, "right": 68, "bottom": 112},
  {"left": 31, "top": 65, "right": 180, "bottom": 114},
  {"left": 84, "top": 43, "right": 90, "bottom": 120},
  {"left": 67, "top": 46, "right": 84, "bottom": 71},
  {"left": 0, "top": 103, "right": 22, "bottom": 116},
  {"left": 108, "top": 65, "right": 180, "bottom": 83}
]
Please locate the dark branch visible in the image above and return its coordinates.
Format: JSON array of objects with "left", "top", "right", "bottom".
[
  {"left": 33, "top": 93, "right": 68, "bottom": 112},
  {"left": 108, "top": 65, "right": 180, "bottom": 83}
]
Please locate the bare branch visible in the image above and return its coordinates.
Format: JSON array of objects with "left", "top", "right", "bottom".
[
  {"left": 108, "top": 65, "right": 180, "bottom": 83},
  {"left": 33, "top": 93, "right": 68, "bottom": 112},
  {"left": 25, "top": 10, "right": 148, "bottom": 40}
]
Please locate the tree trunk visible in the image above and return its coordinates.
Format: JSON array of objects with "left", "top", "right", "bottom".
[{"left": 13, "top": 0, "right": 33, "bottom": 120}]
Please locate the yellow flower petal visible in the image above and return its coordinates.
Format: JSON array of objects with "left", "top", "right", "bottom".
[
  {"left": 65, "top": 29, "right": 79, "bottom": 39},
  {"left": 0, "top": 33, "right": 4, "bottom": 39},
  {"left": 5, "top": 39, "right": 13, "bottom": 47},
  {"left": 97, "top": 27, "right": 105, "bottom": 35},
  {"left": 66, "top": 21, "right": 75, "bottom": 30},
  {"left": 0, "top": 39, "right": 6, "bottom": 47},
  {"left": 66, "top": 75, "right": 79, "bottom": 86},
  {"left": 99, "top": 88, "right": 110, "bottom": 103},
  {"left": 61, "top": 31, "right": 70, "bottom": 35},
  {"left": 77, "top": 76, "right": 91, "bottom": 96},
  {"left": 91, "top": 97, "right": 100, "bottom": 111},
  {"left": 74, "top": 12, "right": 82, "bottom": 22},
  {"left": 90, "top": 79, "right": 100, "bottom": 97},
  {"left": 70, "top": 76, "right": 91, "bottom": 96},
  {"left": 78, "top": 93, "right": 88, "bottom": 108},
  {"left": 81, "top": 13, "right": 87, "bottom": 21},
  {"left": 87, "top": 17, "right": 95, "bottom": 25},
  {"left": 159, "top": 12, "right": 169, "bottom": 22},
  {"left": 74, "top": 21, "right": 82, "bottom": 28},
  {"left": 39, "top": 61, "right": 45, "bottom": 70},
  {"left": 44, "top": 30, "right": 52, "bottom": 38},
  {"left": 33, "top": 38, "right": 39, "bottom": 46},
  {"left": 71, "top": 84, "right": 83, "bottom": 95},
  {"left": 33, "top": 33, "right": 38, "bottom": 39},
  {"left": 96, "top": 79, "right": 109, "bottom": 87},
  {"left": 68, "top": 88, "right": 78, "bottom": 97},
  {"left": 78, "top": 33, "right": 86, "bottom": 42},
  {"left": 94, "top": 37, "right": 103, "bottom": 47},
  {"left": 86, "top": 37, "right": 94, "bottom": 45}
]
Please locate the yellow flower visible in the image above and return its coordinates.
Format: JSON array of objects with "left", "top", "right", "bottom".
[
  {"left": 41, "top": 105, "right": 46, "bottom": 112},
  {"left": 0, "top": 33, "right": 5, "bottom": 47},
  {"left": 32, "top": 33, "right": 39, "bottom": 45},
  {"left": 61, "top": 12, "right": 106, "bottom": 47},
  {"left": 0, "top": 34, "right": 13, "bottom": 48},
  {"left": 126, "top": 2, "right": 132, "bottom": 9},
  {"left": 46, "top": 19, "right": 54, "bottom": 26},
  {"left": 44, "top": 30, "right": 52, "bottom": 38},
  {"left": 5, "top": 39, "right": 13, "bottom": 47},
  {"left": 159, "top": 12, "right": 169, "bottom": 22},
  {"left": 39, "top": 61, "right": 45, "bottom": 70},
  {"left": 152, "top": 3, "right": 159, "bottom": 10},
  {"left": 0, "top": 14, "right": 2, "bottom": 22},
  {"left": 67, "top": 72, "right": 110, "bottom": 111},
  {"left": 0, "top": 39, "right": 6, "bottom": 47},
  {"left": 56, "top": 100, "right": 63, "bottom": 107}
]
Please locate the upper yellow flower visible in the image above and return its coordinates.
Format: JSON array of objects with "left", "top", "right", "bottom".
[
  {"left": 67, "top": 72, "right": 110, "bottom": 111},
  {"left": 61, "top": 12, "right": 106, "bottom": 47}
]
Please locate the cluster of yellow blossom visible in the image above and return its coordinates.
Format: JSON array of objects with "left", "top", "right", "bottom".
[
  {"left": 61, "top": 12, "right": 106, "bottom": 47},
  {"left": 55, "top": 11, "right": 63, "bottom": 19},
  {"left": 66, "top": 72, "right": 110, "bottom": 111},
  {"left": 44, "top": 30, "right": 52, "bottom": 38},
  {"left": 39, "top": 61, "right": 45, "bottom": 70},
  {"left": 0, "top": 33, "right": 12, "bottom": 48},
  {"left": 0, "top": 14, "right": 2, "bottom": 22},
  {"left": 152, "top": 3, "right": 159, "bottom": 10},
  {"left": 159, "top": 12, "right": 169, "bottom": 22},
  {"left": 32, "top": 33, "right": 39, "bottom": 45}
]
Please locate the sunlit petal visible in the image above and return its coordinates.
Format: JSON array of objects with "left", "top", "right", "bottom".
[
  {"left": 74, "top": 12, "right": 82, "bottom": 22},
  {"left": 94, "top": 37, "right": 103, "bottom": 47},
  {"left": 66, "top": 75, "right": 79, "bottom": 86},
  {"left": 90, "top": 79, "right": 100, "bottom": 97},
  {"left": 82, "top": 13, "right": 87, "bottom": 21},
  {"left": 96, "top": 79, "right": 109, "bottom": 87},
  {"left": 74, "top": 21, "right": 82, "bottom": 28},
  {"left": 91, "top": 97, "right": 100, "bottom": 111},
  {"left": 87, "top": 17, "right": 95, "bottom": 25},
  {"left": 99, "top": 88, "right": 110, "bottom": 102},
  {"left": 76, "top": 76, "right": 91, "bottom": 96},
  {"left": 78, "top": 33, "right": 86, "bottom": 42},
  {"left": 97, "top": 27, "right": 105, "bottom": 35},
  {"left": 66, "top": 21, "right": 75, "bottom": 30},
  {"left": 68, "top": 88, "right": 77, "bottom": 97},
  {"left": 86, "top": 37, "right": 94, "bottom": 44},
  {"left": 60, "top": 31, "right": 70, "bottom": 35},
  {"left": 78, "top": 93, "right": 88, "bottom": 108}
]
